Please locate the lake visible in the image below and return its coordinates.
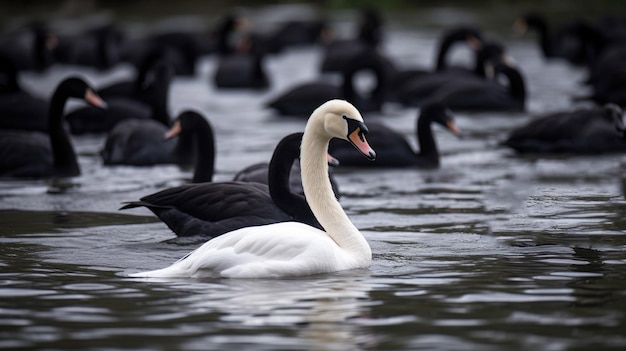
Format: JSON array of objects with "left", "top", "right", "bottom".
[{"left": 1, "top": 3, "right": 625, "bottom": 351}]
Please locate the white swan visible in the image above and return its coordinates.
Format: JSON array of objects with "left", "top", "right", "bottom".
[{"left": 130, "top": 99, "right": 376, "bottom": 278}]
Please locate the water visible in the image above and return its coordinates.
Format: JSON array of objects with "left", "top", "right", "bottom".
[{"left": 2, "top": 5, "right": 626, "bottom": 351}]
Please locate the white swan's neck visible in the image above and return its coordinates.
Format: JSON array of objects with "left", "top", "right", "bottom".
[{"left": 300, "top": 111, "right": 371, "bottom": 265}]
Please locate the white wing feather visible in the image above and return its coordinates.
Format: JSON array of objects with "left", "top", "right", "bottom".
[{"left": 130, "top": 222, "right": 354, "bottom": 278}]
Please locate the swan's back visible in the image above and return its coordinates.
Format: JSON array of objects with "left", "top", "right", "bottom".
[
  {"left": 0, "top": 130, "right": 52, "bottom": 177},
  {"left": 266, "top": 83, "right": 340, "bottom": 116},
  {"left": 428, "top": 79, "right": 512, "bottom": 111},
  {"left": 102, "top": 119, "right": 174, "bottom": 165},
  {"left": 120, "top": 181, "right": 294, "bottom": 235},
  {"left": 504, "top": 105, "right": 626, "bottom": 153},
  {"left": 130, "top": 222, "right": 354, "bottom": 278}
]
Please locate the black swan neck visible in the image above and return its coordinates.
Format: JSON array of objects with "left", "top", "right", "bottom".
[
  {"left": 435, "top": 27, "right": 481, "bottom": 72},
  {"left": 528, "top": 17, "right": 553, "bottom": 58},
  {"left": 189, "top": 118, "right": 216, "bottom": 183},
  {"left": 342, "top": 57, "right": 387, "bottom": 112},
  {"left": 268, "top": 133, "right": 321, "bottom": 229},
  {"left": 498, "top": 65, "right": 526, "bottom": 108},
  {"left": 48, "top": 84, "right": 79, "bottom": 176},
  {"left": 416, "top": 113, "right": 440, "bottom": 165},
  {"left": 150, "top": 65, "right": 172, "bottom": 126},
  {"left": 134, "top": 51, "right": 164, "bottom": 93},
  {"left": 435, "top": 34, "right": 459, "bottom": 71}
]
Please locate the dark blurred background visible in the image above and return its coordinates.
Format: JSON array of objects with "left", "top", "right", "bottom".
[{"left": 2, "top": 0, "right": 625, "bottom": 29}]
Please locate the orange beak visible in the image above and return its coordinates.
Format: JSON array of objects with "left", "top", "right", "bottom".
[
  {"left": 446, "top": 120, "right": 462, "bottom": 136},
  {"left": 84, "top": 89, "right": 107, "bottom": 109},
  {"left": 164, "top": 120, "right": 182, "bottom": 139},
  {"left": 348, "top": 128, "right": 376, "bottom": 161}
]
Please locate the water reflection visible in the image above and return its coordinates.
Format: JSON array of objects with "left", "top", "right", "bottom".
[
  {"left": 567, "top": 247, "right": 614, "bottom": 307},
  {"left": 129, "top": 274, "right": 379, "bottom": 350}
]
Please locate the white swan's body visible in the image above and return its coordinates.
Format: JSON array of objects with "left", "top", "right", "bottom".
[{"left": 130, "top": 100, "right": 376, "bottom": 278}]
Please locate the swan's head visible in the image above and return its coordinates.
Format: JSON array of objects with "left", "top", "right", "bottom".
[
  {"left": 512, "top": 18, "right": 529, "bottom": 37},
  {"left": 513, "top": 13, "right": 545, "bottom": 37},
  {"left": 56, "top": 77, "right": 107, "bottom": 109},
  {"left": 164, "top": 110, "right": 207, "bottom": 139},
  {"left": 442, "top": 26, "right": 483, "bottom": 49},
  {"left": 317, "top": 99, "right": 376, "bottom": 161},
  {"left": 140, "top": 60, "right": 174, "bottom": 92},
  {"left": 421, "top": 103, "right": 462, "bottom": 137}
]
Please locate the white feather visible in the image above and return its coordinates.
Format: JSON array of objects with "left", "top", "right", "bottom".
[{"left": 131, "top": 222, "right": 356, "bottom": 278}]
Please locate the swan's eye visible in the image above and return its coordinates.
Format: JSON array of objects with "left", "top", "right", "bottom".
[{"left": 343, "top": 116, "right": 369, "bottom": 141}]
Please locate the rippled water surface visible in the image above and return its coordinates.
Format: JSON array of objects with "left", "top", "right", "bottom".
[{"left": 2, "top": 5, "right": 626, "bottom": 351}]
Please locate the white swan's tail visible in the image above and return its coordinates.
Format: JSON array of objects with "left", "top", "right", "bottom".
[{"left": 129, "top": 264, "right": 189, "bottom": 278}]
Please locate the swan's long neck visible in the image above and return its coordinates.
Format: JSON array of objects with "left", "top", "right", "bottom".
[
  {"left": 435, "top": 36, "right": 455, "bottom": 71},
  {"left": 190, "top": 120, "right": 215, "bottom": 183},
  {"left": 498, "top": 65, "right": 526, "bottom": 106},
  {"left": 300, "top": 113, "right": 371, "bottom": 263},
  {"left": 149, "top": 63, "right": 172, "bottom": 127},
  {"left": 529, "top": 19, "right": 552, "bottom": 58},
  {"left": 48, "top": 89, "right": 79, "bottom": 177},
  {"left": 417, "top": 114, "right": 438, "bottom": 160}
]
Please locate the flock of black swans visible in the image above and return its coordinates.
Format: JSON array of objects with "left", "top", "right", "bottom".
[{"left": 1, "top": 6, "right": 626, "bottom": 277}]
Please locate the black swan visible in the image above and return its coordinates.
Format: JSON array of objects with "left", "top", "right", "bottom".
[
  {"left": 574, "top": 45, "right": 626, "bottom": 108},
  {"left": 96, "top": 49, "right": 171, "bottom": 104},
  {"left": 394, "top": 41, "right": 507, "bottom": 107},
  {"left": 213, "top": 49, "right": 270, "bottom": 90},
  {"left": 0, "top": 77, "right": 106, "bottom": 178},
  {"left": 420, "top": 60, "right": 527, "bottom": 112},
  {"left": 503, "top": 103, "right": 626, "bottom": 154},
  {"left": 319, "top": 7, "right": 384, "bottom": 73},
  {"left": 388, "top": 25, "right": 484, "bottom": 95},
  {"left": 0, "top": 22, "right": 55, "bottom": 72},
  {"left": 261, "top": 18, "right": 328, "bottom": 52},
  {"left": 101, "top": 110, "right": 213, "bottom": 178},
  {"left": 329, "top": 102, "right": 461, "bottom": 167},
  {"left": 51, "top": 23, "right": 122, "bottom": 71},
  {"left": 64, "top": 60, "right": 173, "bottom": 135},
  {"left": 120, "top": 132, "right": 336, "bottom": 237},
  {"left": 513, "top": 13, "right": 605, "bottom": 66},
  {"left": 266, "top": 50, "right": 388, "bottom": 116}
]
